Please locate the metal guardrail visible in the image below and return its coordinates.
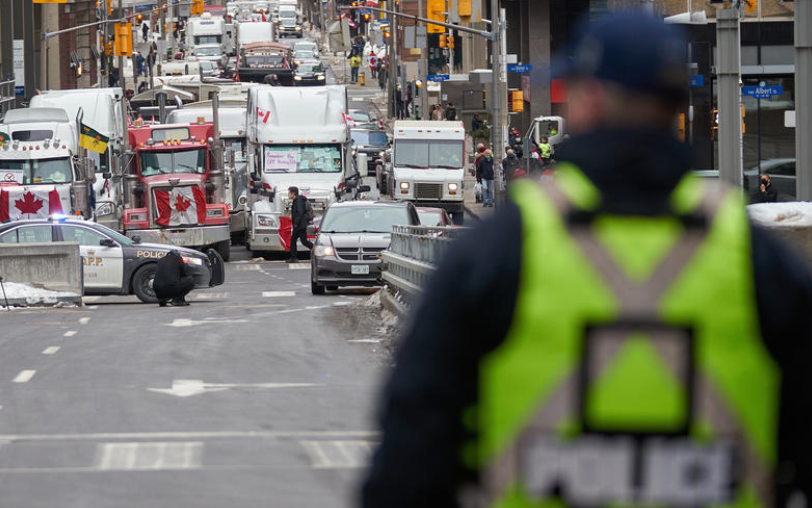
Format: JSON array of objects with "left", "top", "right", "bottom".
[
  {"left": 380, "top": 225, "right": 466, "bottom": 309},
  {"left": 0, "top": 77, "right": 16, "bottom": 116}
]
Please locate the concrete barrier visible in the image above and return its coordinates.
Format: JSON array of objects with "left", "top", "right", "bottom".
[
  {"left": 0, "top": 242, "right": 83, "bottom": 296},
  {"left": 748, "top": 203, "right": 812, "bottom": 271}
]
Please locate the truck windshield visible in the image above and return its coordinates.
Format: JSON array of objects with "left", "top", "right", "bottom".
[
  {"left": 394, "top": 139, "right": 464, "bottom": 169},
  {"left": 351, "top": 130, "right": 387, "bottom": 146},
  {"left": 195, "top": 35, "right": 222, "bottom": 46},
  {"left": 320, "top": 206, "right": 409, "bottom": 234},
  {"left": 0, "top": 157, "right": 72, "bottom": 184},
  {"left": 140, "top": 149, "right": 207, "bottom": 176},
  {"left": 194, "top": 46, "right": 222, "bottom": 56},
  {"left": 263, "top": 145, "right": 341, "bottom": 173}
]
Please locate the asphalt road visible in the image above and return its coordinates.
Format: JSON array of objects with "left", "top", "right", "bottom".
[{"left": 0, "top": 247, "right": 388, "bottom": 508}]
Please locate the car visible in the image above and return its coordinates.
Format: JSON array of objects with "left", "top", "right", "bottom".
[
  {"left": 293, "top": 41, "right": 319, "bottom": 56},
  {"left": 293, "top": 59, "right": 326, "bottom": 85},
  {"left": 0, "top": 217, "right": 225, "bottom": 303},
  {"left": 311, "top": 201, "right": 420, "bottom": 294},
  {"left": 417, "top": 207, "right": 453, "bottom": 227},
  {"left": 693, "top": 158, "right": 796, "bottom": 202},
  {"left": 347, "top": 108, "right": 381, "bottom": 129},
  {"left": 292, "top": 50, "right": 317, "bottom": 65},
  {"left": 278, "top": 18, "right": 303, "bottom": 38},
  {"left": 351, "top": 127, "right": 388, "bottom": 173}
]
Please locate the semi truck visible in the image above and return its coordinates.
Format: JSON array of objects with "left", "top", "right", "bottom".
[
  {"left": 122, "top": 114, "right": 232, "bottom": 260},
  {"left": 386, "top": 120, "right": 466, "bottom": 224},
  {"left": 167, "top": 101, "right": 249, "bottom": 244},
  {"left": 0, "top": 108, "right": 95, "bottom": 221},
  {"left": 29, "top": 88, "right": 126, "bottom": 231},
  {"left": 245, "top": 85, "right": 362, "bottom": 253}
]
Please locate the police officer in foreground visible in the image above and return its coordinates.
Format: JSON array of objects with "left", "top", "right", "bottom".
[{"left": 362, "top": 12, "right": 812, "bottom": 508}]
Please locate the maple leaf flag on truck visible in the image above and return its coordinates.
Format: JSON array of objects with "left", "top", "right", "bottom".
[
  {"left": 154, "top": 186, "right": 207, "bottom": 227},
  {"left": 0, "top": 188, "right": 63, "bottom": 222}
]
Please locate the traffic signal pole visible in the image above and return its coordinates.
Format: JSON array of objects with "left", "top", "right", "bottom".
[
  {"left": 796, "top": 0, "right": 812, "bottom": 200},
  {"left": 418, "top": 0, "right": 428, "bottom": 119},
  {"left": 716, "top": 5, "right": 743, "bottom": 187}
]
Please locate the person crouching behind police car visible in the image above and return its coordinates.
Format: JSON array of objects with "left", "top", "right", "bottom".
[{"left": 154, "top": 249, "right": 195, "bottom": 307}]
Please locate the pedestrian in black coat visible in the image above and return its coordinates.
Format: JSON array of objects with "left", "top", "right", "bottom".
[
  {"left": 154, "top": 250, "right": 195, "bottom": 307},
  {"left": 288, "top": 186, "right": 314, "bottom": 263}
]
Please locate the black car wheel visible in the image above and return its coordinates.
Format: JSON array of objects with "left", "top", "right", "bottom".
[
  {"left": 132, "top": 264, "right": 159, "bottom": 303},
  {"left": 311, "top": 280, "right": 325, "bottom": 295}
]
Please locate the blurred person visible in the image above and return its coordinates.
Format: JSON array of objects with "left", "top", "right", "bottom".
[
  {"left": 362, "top": 11, "right": 812, "bottom": 508},
  {"left": 154, "top": 250, "right": 194, "bottom": 307},
  {"left": 476, "top": 149, "right": 494, "bottom": 207},
  {"left": 502, "top": 148, "right": 520, "bottom": 182},
  {"left": 753, "top": 174, "right": 778, "bottom": 203},
  {"left": 445, "top": 102, "right": 457, "bottom": 121}
]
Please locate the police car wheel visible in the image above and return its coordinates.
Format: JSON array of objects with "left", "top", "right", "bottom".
[{"left": 133, "top": 264, "right": 159, "bottom": 304}]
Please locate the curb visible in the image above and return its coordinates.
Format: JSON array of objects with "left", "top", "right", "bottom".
[
  {"left": 380, "top": 286, "right": 408, "bottom": 319},
  {"left": 1, "top": 295, "right": 82, "bottom": 309}
]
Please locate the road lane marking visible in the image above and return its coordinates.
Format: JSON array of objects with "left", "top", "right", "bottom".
[
  {"left": 82, "top": 297, "right": 101, "bottom": 302},
  {"left": 288, "top": 264, "right": 310, "bottom": 270},
  {"left": 13, "top": 370, "right": 36, "bottom": 383},
  {"left": 166, "top": 318, "right": 248, "bottom": 328},
  {"left": 347, "top": 339, "right": 382, "bottom": 343},
  {"left": 147, "top": 379, "right": 324, "bottom": 397},
  {"left": 301, "top": 440, "right": 375, "bottom": 468},
  {"left": 95, "top": 442, "right": 203, "bottom": 470},
  {"left": 42, "top": 347, "right": 60, "bottom": 355},
  {"left": 63, "top": 331, "right": 77, "bottom": 337},
  {"left": 191, "top": 293, "right": 228, "bottom": 300},
  {"left": 262, "top": 291, "right": 295, "bottom": 297},
  {"left": 0, "top": 430, "right": 379, "bottom": 441},
  {"left": 78, "top": 317, "right": 90, "bottom": 325},
  {"left": 234, "top": 265, "right": 262, "bottom": 271}
]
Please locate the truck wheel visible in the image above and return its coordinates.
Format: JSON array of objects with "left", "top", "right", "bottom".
[
  {"left": 451, "top": 211, "right": 465, "bottom": 226},
  {"left": 311, "top": 280, "right": 325, "bottom": 295},
  {"left": 216, "top": 240, "right": 231, "bottom": 262},
  {"left": 132, "top": 264, "right": 159, "bottom": 304}
]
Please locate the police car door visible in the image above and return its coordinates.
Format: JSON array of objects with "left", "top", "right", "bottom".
[{"left": 59, "top": 225, "right": 124, "bottom": 290}]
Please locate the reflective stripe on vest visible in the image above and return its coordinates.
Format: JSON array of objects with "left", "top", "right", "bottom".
[
  {"left": 477, "top": 165, "right": 780, "bottom": 508},
  {"left": 540, "top": 143, "right": 552, "bottom": 158}
]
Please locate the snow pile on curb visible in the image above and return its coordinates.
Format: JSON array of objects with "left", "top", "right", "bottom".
[
  {"left": 0, "top": 282, "right": 79, "bottom": 306},
  {"left": 748, "top": 203, "right": 812, "bottom": 228}
]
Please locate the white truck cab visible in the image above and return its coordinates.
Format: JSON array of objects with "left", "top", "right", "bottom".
[
  {"left": 530, "top": 115, "right": 566, "bottom": 149},
  {"left": 245, "top": 85, "right": 358, "bottom": 253},
  {"left": 29, "top": 88, "right": 125, "bottom": 230},
  {"left": 389, "top": 120, "right": 466, "bottom": 224}
]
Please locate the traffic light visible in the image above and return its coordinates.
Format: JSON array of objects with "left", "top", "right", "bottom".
[
  {"left": 115, "top": 23, "right": 133, "bottom": 56},
  {"left": 364, "top": 13, "right": 370, "bottom": 21},
  {"left": 427, "top": 0, "right": 445, "bottom": 34},
  {"left": 511, "top": 91, "right": 524, "bottom": 113},
  {"left": 192, "top": 0, "right": 205, "bottom": 16},
  {"left": 458, "top": 0, "right": 472, "bottom": 20},
  {"left": 136, "top": 14, "right": 143, "bottom": 23},
  {"left": 107, "top": 0, "right": 113, "bottom": 15},
  {"left": 447, "top": 35, "right": 455, "bottom": 49},
  {"left": 439, "top": 35, "right": 447, "bottom": 48}
]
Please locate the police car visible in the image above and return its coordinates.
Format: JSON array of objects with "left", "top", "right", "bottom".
[{"left": 0, "top": 217, "right": 225, "bottom": 303}]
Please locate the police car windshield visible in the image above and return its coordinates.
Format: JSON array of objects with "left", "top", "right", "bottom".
[
  {"left": 92, "top": 223, "right": 135, "bottom": 245},
  {"left": 395, "top": 140, "right": 464, "bottom": 169},
  {"left": 0, "top": 157, "right": 72, "bottom": 184},
  {"left": 320, "top": 207, "right": 409, "bottom": 234},
  {"left": 140, "top": 149, "right": 206, "bottom": 176}
]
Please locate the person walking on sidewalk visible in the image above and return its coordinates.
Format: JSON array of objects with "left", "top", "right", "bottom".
[
  {"left": 349, "top": 53, "right": 361, "bottom": 83},
  {"left": 287, "top": 186, "right": 314, "bottom": 263},
  {"left": 476, "top": 149, "right": 495, "bottom": 207}
]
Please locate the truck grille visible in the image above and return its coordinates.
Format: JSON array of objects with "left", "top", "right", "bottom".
[{"left": 414, "top": 183, "right": 443, "bottom": 200}]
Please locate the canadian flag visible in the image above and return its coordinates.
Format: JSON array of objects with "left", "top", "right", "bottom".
[
  {"left": 154, "top": 186, "right": 207, "bottom": 227},
  {"left": 0, "top": 187, "right": 64, "bottom": 222}
]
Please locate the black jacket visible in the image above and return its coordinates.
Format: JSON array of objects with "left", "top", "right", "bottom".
[
  {"left": 290, "top": 194, "right": 310, "bottom": 231},
  {"left": 153, "top": 251, "right": 188, "bottom": 291},
  {"left": 754, "top": 183, "right": 779, "bottom": 203},
  {"left": 445, "top": 106, "right": 457, "bottom": 121},
  {"left": 476, "top": 156, "right": 494, "bottom": 181},
  {"left": 362, "top": 129, "right": 812, "bottom": 508},
  {"left": 502, "top": 154, "right": 521, "bottom": 181}
]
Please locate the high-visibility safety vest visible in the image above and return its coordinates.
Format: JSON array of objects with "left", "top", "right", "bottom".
[
  {"left": 539, "top": 143, "right": 552, "bottom": 159},
  {"left": 476, "top": 165, "right": 780, "bottom": 508}
]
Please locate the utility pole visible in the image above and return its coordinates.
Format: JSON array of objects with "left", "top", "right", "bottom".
[
  {"left": 388, "top": 1, "right": 400, "bottom": 119},
  {"left": 490, "top": 0, "right": 503, "bottom": 182},
  {"left": 418, "top": 0, "right": 428, "bottom": 119},
  {"left": 318, "top": 0, "right": 326, "bottom": 47},
  {"left": 796, "top": 0, "right": 812, "bottom": 200},
  {"left": 716, "top": 5, "right": 742, "bottom": 187}
]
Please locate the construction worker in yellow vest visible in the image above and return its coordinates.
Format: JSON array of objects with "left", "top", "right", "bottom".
[
  {"left": 539, "top": 135, "right": 553, "bottom": 165},
  {"left": 349, "top": 53, "right": 362, "bottom": 83},
  {"left": 362, "top": 11, "right": 812, "bottom": 508}
]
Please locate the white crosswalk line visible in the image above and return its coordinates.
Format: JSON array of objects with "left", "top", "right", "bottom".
[
  {"left": 42, "top": 347, "right": 60, "bottom": 355},
  {"left": 95, "top": 442, "right": 203, "bottom": 470},
  {"left": 300, "top": 440, "right": 375, "bottom": 468},
  {"left": 13, "top": 370, "right": 36, "bottom": 383},
  {"left": 234, "top": 265, "right": 262, "bottom": 271},
  {"left": 287, "top": 264, "right": 310, "bottom": 270},
  {"left": 263, "top": 291, "right": 295, "bottom": 297},
  {"left": 192, "top": 293, "right": 229, "bottom": 300}
]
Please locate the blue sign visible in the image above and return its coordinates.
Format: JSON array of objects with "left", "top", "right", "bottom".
[
  {"left": 15, "top": 86, "right": 24, "bottom": 96},
  {"left": 379, "top": 18, "right": 390, "bottom": 24},
  {"left": 689, "top": 75, "right": 704, "bottom": 87},
  {"left": 507, "top": 64, "right": 532, "bottom": 73},
  {"left": 742, "top": 85, "right": 783, "bottom": 99},
  {"left": 428, "top": 74, "right": 449, "bottom": 82}
]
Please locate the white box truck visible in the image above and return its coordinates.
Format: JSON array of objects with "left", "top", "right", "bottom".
[
  {"left": 245, "top": 85, "right": 362, "bottom": 253},
  {"left": 388, "top": 120, "right": 466, "bottom": 224}
]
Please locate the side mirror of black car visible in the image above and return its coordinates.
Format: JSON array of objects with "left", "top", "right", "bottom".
[
  {"left": 131, "top": 235, "right": 141, "bottom": 244},
  {"left": 99, "top": 238, "right": 117, "bottom": 248}
]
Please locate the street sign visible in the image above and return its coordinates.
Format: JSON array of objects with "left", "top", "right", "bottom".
[
  {"left": 507, "top": 64, "right": 532, "bottom": 74},
  {"left": 742, "top": 85, "right": 783, "bottom": 99},
  {"left": 689, "top": 75, "right": 704, "bottom": 87},
  {"left": 428, "top": 74, "right": 450, "bottom": 82}
]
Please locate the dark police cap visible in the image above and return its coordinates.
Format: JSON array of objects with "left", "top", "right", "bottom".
[{"left": 553, "top": 12, "right": 689, "bottom": 103}]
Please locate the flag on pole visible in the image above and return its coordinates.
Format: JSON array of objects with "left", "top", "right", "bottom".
[{"left": 80, "top": 123, "right": 110, "bottom": 154}]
